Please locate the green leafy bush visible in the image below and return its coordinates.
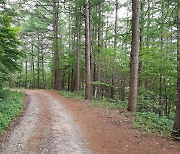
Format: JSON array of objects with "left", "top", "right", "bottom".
[
  {"left": 134, "top": 112, "right": 174, "bottom": 136},
  {"left": 0, "top": 90, "right": 24, "bottom": 133}
]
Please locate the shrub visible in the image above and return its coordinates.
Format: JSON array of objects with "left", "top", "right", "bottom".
[{"left": 134, "top": 112, "right": 174, "bottom": 136}]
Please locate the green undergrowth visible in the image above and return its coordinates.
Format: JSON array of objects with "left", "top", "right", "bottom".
[
  {"left": 91, "top": 98, "right": 127, "bottom": 110},
  {"left": 59, "top": 91, "right": 84, "bottom": 100},
  {"left": 133, "top": 112, "right": 174, "bottom": 136},
  {"left": 59, "top": 90, "right": 127, "bottom": 109},
  {"left": 0, "top": 90, "right": 24, "bottom": 133}
]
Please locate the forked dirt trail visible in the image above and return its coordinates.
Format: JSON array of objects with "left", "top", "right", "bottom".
[
  {"left": 0, "top": 90, "right": 180, "bottom": 154},
  {"left": 0, "top": 90, "right": 91, "bottom": 154}
]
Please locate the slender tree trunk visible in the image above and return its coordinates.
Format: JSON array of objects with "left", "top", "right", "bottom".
[
  {"left": 164, "top": 78, "right": 168, "bottom": 116},
  {"left": 128, "top": 0, "right": 140, "bottom": 112},
  {"left": 110, "top": 0, "right": 118, "bottom": 100},
  {"left": 172, "top": 2, "right": 180, "bottom": 138},
  {"left": 41, "top": 49, "right": 45, "bottom": 89},
  {"left": 25, "top": 58, "right": 28, "bottom": 88},
  {"left": 71, "top": 68, "right": 75, "bottom": 92},
  {"left": 120, "top": 76, "right": 126, "bottom": 101},
  {"left": 68, "top": 70, "right": 70, "bottom": 91},
  {"left": 105, "top": 16, "right": 109, "bottom": 48},
  {"left": 85, "top": 0, "right": 92, "bottom": 99},
  {"left": 111, "top": 76, "right": 115, "bottom": 100},
  {"left": 31, "top": 40, "right": 35, "bottom": 89},
  {"left": 37, "top": 34, "right": 40, "bottom": 89},
  {"left": 76, "top": 15, "right": 81, "bottom": 91},
  {"left": 159, "top": 1, "right": 164, "bottom": 116},
  {"left": 114, "top": 0, "right": 118, "bottom": 49},
  {"left": 53, "top": 0, "right": 61, "bottom": 90},
  {"left": 97, "top": 3, "right": 102, "bottom": 97},
  {"left": 159, "top": 75, "right": 163, "bottom": 116},
  {"left": 138, "top": 0, "right": 144, "bottom": 86}
]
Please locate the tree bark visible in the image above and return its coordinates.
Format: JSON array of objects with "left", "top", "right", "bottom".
[
  {"left": 97, "top": 2, "right": 102, "bottom": 97},
  {"left": 172, "top": 2, "right": 180, "bottom": 138},
  {"left": 25, "top": 58, "right": 28, "bottom": 88},
  {"left": 114, "top": 0, "right": 118, "bottom": 49},
  {"left": 31, "top": 40, "right": 35, "bottom": 89},
  {"left": 53, "top": 0, "right": 61, "bottom": 90},
  {"left": 138, "top": 0, "right": 144, "bottom": 86},
  {"left": 85, "top": 0, "right": 92, "bottom": 99},
  {"left": 128, "top": 0, "right": 140, "bottom": 112},
  {"left": 37, "top": 34, "right": 40, "bottom": 89},
  {"left": 76, "top": 14, "right": 81, "bottom": 91}
]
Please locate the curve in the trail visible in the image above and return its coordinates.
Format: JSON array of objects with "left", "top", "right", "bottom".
[{"left": 0, "top": 90, "right": 91, "bottom": 154}]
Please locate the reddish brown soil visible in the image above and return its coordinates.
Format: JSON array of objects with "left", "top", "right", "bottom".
[{"left": 47, "top": 90, "right": 180, "bottom": 154}]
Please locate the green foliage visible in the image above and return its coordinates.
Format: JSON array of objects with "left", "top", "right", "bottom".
[
  {"left": 0, "top": 13, "right": 24, "bottom": 87},
  {"left": 92, "top": 98, "right": 127, "bottom": 110},
  {"left": 59, "top": 91, "right": 84, "bottom": 100},
  {"left": 134, "top": 112, "right": 174, "bottom": 136},
  {"left": 59, "top": 90, "right": 127, "bottom": 109},
  {"left": 0, "top": 90, "right": 24, "bottom": 133},
  {"left": 137, "top": 88, "right": 159, "bottom": 112}
]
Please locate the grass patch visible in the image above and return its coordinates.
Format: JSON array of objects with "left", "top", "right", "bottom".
[
  {"left": 59, "top": 91, "right": 84, "bottom": 100},
  {"left": 92, "top": 98, "right": 127, "bottom": 110},
  {"left": 59, "top": 90, "right": 127, "bottom": 110},
  {"left": 0, "top": 90, "right": 24, "bottom": 133},
  {"left": 133, "top": 112, "right": 174, "bottom": 136}
]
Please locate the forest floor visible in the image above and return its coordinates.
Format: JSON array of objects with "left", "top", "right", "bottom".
[{"left": 0, "top": 89, "right": 180, "bottom": 154}]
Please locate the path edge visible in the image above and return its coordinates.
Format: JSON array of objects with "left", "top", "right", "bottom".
[{"left": 0, "top": 91, "right": 29, "bottom": 144}]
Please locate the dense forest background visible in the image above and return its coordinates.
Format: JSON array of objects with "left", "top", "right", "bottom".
[{"left": 0, "top": 0, "right": 179, "bottom": 139}]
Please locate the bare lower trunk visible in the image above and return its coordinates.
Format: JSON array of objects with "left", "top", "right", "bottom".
[
  {"left": 85, "top": 0, "right": 92, "bottom": 99},
  {"left": 172, "top": 3, "right": 180, "bottom": 138},
  {"left": 37, "top": 34, "right": 40, "bottom": 89},
  {"left": 128, "top": 0, "right": 140, "bottom": 112},
  {"left": 25, "top": 58, "right": 28, "bottom": 88},
  {"left": 53, "top": 0, "right": 61, "bottom": 90},
  {"left": 76, "top": 16, "right": 81, "bottom": 91},
  {"left": 138, "top": 0, "right": 144, "bottom": 86},
  {"left": 97, "top": 3, "right": 102, "bottom": 97},
  {"left": 31, "top": 40, "right": 35, "bottom": 89}
]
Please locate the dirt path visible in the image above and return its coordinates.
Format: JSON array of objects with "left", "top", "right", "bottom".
[
  {"left": 0, "top": 90, "right": 91, "bottom": 154},
  {"left": 0, "top": 90, "right": 180, "bottom": 154}
]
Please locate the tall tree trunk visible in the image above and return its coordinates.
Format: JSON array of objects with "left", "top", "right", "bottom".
[
  {"left": 85, "top": 0, "right": 92, "bottom": 99},
  {"left": 172, "top": 2, "right": 180, "bottom": 138},
  {"left": 138, "top": 0, "right": 144, "bottom": 86},
  {"left": 41, "top": 49, "right": 45, "bottom": 89},
  {"left": 110, "top": 0, "right": 118, "bottom": 100},
  {"left": 37, "top": 34, "right": 40, "bottom": 89},
  {"left": 159, "top": 1, "right": 164, "bottom": 116},
  {"left": 71, "top": 68, "right": 75, "bottom": 92},
  {"left": 25, "top": 58, "right": 28, "bottom": 88},
  {"left": 114, "top": 0, "right": 118, "bottom": 49},
  {"left": 105, "top": 16, "right": 109, "bottom": 48},
  {"left": 76, "top": 15, "right": 81, "bottom": 91},
  {"left": 31, "top": 40, "right": 35, "bottom": 89},
  {"left": 159, "top": 75, "right": 163, "bottom": 116},
  {"left": 97, "top": 2, "right": 102, "bottom": 97},
  {"left": 128, "top": 0, "right": 140, "bottom": 112},
  {"left": 68, "top": 70, "right": 70, "bottom": 91},
  {"left": 53, "top": 0, "right": 61, "bottom": 90}
]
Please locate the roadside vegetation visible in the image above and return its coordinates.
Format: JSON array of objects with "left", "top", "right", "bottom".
[{"left": 0, "top": 90, "right": 24, "bottom": 133}]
